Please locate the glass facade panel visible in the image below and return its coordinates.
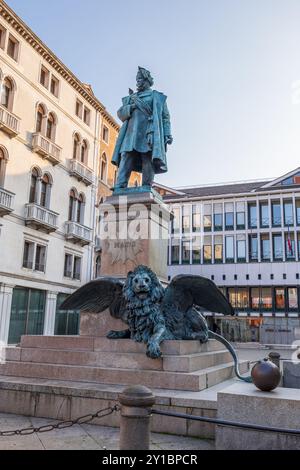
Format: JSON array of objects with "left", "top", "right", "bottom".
[
  {"left": 214, "top": 203, "right": 223, "bottom": 231},
  {"left": 55, "top": 293, "right": 80, "bottom": 335},
  {"left": 228, "top": 288, "right": 249, "bottom": 309},
  {"left": 182, "top": 205, "right": 190, "bottom": 234},
  {"left": 273, "top": 234, "right": 283, "bottom": 260},
  {"left": 271, "top": 201, "right": 281, "bottom": 227},
  {"left": 225, "top": 203, "right": 234, "bottom": 230},
  {"left": 250, "top": 287, "right": 260, "bottom": 309},
  {"left": 261, "top": 234, "right": 270, "bottom": 261},
  {"left": 275, "top": 288, "right": 285, "bottom": 310},
  {"left": 192, "top": 237, "right": 201, "bottom": 264},
  {"left": 181, "top": 238, "right": 190, "bottom": 264},
  {"left": 203, "top": 236, "right": 212, "bottom": 263},
  {"left": 284, "top": 200, "right": 294, "bottom": 226},
  {"left": 203, "top": 204, "right": 212, "bottom": 232},
  {"left": 8, "top": 288, "right": 45, "bottom": 344},
  {"left": 248, "top": 203, "right": 257, "bottom": 228},
  {"left": 214, "top": 235, "right": 223, "bottom": 263},
  {"left": 285, "top": 232, "right": 295, "bottom": 260},
  {"left": 288, "top": 288, "right": 298, "bottom": 310},
  {"left": 260, "top": 202, "right": 269, "bottom": 228},
  {"left": 225, "top": 236, "right": 234, "bottom": 262},
  {"left": 237, "top": 235, "right": 246, "bottom": 261},
  {"left": 171, "top": 238, "right": 180, "bottom": 264},
  {"left": 261, "top": 287, "right": 272, "bottom": 309},
  {"left": 192, "top": 205, "right": 201, "bottom": 232},
  {"left": 171, "top": 207, "right": 180, "bottom": 234},
  {"left": 249, "top": 235, "right": 258, "bottom": 261},
  {"left": 296, "top": 199, "right": 300, "bottom": 225}
]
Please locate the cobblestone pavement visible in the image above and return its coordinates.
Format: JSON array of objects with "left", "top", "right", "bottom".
[{"left": 0, "top": 413, "right": 215, "bottom": 450}]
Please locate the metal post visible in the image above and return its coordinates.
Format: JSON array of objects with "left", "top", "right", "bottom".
[
  {"left": 268, "top": 351, "right": 280, "bottom": 368},
  {"left": 119, "top": 385, "right": 155, "bottom": 450}
]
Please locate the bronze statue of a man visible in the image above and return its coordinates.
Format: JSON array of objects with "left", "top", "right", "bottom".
[{"left": 112, "top": 67, "right": 173, "bottom": 189}]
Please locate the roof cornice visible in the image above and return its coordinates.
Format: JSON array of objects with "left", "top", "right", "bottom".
[{"left": 0, "top": 0, "right": 119, "bottom": 130}]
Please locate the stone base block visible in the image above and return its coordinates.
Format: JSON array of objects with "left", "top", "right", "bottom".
[
  {"left": 216, "top": 383, "right": 300, "bottom": 450},
  {"left": 283, "top": 361, "right": 300, "bottom": 389}
]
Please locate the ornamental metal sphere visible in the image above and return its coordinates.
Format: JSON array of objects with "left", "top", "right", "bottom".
[{"left": 251, "top": 358, "right": 281, "bottom": 392}]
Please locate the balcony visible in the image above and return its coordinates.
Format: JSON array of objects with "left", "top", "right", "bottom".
[
  {"left": 69, "top": 159, "right": 93, "bottom": 186},
  {"left": 0, "top": 188, "right": 15, "bottom": 216},
  {"left": 32, "top": 133, "right": 61, "bottom": 165},
  {"left": 65, "top": 221, "right": 92, "bottom": 246},
  {"left": 25, "top": 203, "right": 58, "bottom": 233},
  {"left": 0, "top": 104, "right": 20, "bottom": 137}
]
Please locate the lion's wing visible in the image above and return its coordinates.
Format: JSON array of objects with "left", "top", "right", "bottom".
[
  {"left": 161, "top": 275, "right": 234, "bottom": 316},
  {"left": 60, "top": 277, "right": 126, "bottom": 318}
]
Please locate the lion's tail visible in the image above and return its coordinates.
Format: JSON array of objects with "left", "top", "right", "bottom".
[{"left": 208, "top": 330, "right": 252, "bottom": 383}]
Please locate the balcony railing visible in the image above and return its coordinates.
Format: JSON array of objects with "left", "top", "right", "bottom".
[
  {"left": 32, "top": 133, "right": 61, "bottom": 165},
  {"left": 25, "top": 203, "right": 58, "bottom": 233},
  {"left": 69, "top": 159, "right": 93, "bottom": 186},
  {"left": 0, "top": 104, "right": 20, "bottom": 136},
  {"left": 0, "top": 187, "right": 15, "bottom": 216},
  {"left": 65, "top": 221, "right": 92, "bottom": 246}
]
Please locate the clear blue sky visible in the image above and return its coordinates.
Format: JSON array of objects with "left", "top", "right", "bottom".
[{"left": 6, "top": 0, "right": 300, "bottom": 187}]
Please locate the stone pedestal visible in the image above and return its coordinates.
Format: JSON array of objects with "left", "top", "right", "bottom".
[
  {"left": 99, "top": 190, "right": 171, "bottom": 281},
  {"left": 216, "top": 383, "right": 300, "bottom": 450}
]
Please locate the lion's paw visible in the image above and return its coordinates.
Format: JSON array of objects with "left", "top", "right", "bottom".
[{"left": 146, "top": 342, "right": 162, "bottom": 359}]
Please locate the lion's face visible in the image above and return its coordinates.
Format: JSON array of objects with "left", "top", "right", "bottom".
[{"left": 131, "top": 272, "right": 152, "bottom": 300}]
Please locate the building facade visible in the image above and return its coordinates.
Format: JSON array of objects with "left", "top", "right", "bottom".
[
  {"left": 0, "top": 1, "right": 122, "bottom": 344},
  {"left": 160, "top": 169, "right": 300, "bottom": 344}
]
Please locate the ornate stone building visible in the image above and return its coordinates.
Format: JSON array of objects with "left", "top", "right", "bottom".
[{"left": 0, "top": 1, "right": 132, "bottom": 343}]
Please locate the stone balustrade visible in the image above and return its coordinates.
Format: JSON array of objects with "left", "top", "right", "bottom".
[
  {"left": 69, "top": 159, "right": 93, "bottom": 186},
  {"left": 25, "top": 203, "right": 58, "bottom": 233},
  {"left": 32, "top": 132, "right": 61, "bottom": 165},
  {"left": 65, "top": 221, "right": 92, "bottom": 245},
  {"left": 0, "top": 188, "right": 15, "bottom": 216},
  {"left": 0, "top": 104, "right": 20, "bottom": 136}
]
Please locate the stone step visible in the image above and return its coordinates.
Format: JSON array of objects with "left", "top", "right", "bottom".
[
  {"left": 19, "top": 335, "right": 225, "bottom": 355},
  {"left": 5, "top": 347, "right": 232, "bottom": 373},
  {"left": 0, "top": 360, "right": 249, "bottom": 392}
]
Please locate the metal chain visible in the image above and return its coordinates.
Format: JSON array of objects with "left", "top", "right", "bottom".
[{"left": 0, "top": 404, "right": 120, "bottom": 437}]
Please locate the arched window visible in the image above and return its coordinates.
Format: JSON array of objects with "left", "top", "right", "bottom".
[
  {"left": 0, "top": 147, "right": 8, "bottom": 187},
  {"left": 95, "top": 255, "right": 101, "bottom": 278},
  {"left": 68, "top": 189, "right": 76, "bottom": 221},
  {"left": 36, "top": 104, "right": 45, "bottom": 133},
  {"left": 77, "top": 193, "right": 84, "bottom": 224},
  {"left": 1, "top": 77, "right": 13, "bottom": 110},
  {"left": 73, "top": 133, "right": 80, "bottom": 160},
  {"left": 46, "top": 113, "right": 55, "bottom": 140},
  {"left": 100, "top": 153, "right": 107, "bottom": 182},
  {"left": 81, "top": 140, "right": 88, "bottom": 165},
  {"left": 40, "top": 174, "right": 50, "bottom": 208},
  {"left": 29, "top": 168, "right": 39, "bottom": 203}
]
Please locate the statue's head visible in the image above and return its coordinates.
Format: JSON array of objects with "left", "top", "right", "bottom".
[
  {"left": 124, "top": 265, "right": 164, "bottom": 306},
  {"left": 136, "top": 67, "right": 154, "bottom": 92}
]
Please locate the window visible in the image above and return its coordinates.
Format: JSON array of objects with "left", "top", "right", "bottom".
[
  {"left": 40, "top": 66, "right": 50, "bottom": 88},
  {"left": 75, "top": 99, "right": 83, "bottom": 119},
  {"left": 23, "top": 240, "right": 46, "bottom": 273},
  {"left": 73, "top": 257, "right": 81, "bottom": 280},
  {"left": 228, "top": 288, "right": 249, "bottom": 309},
  {"left": 285, "top": 232, "right": 295, "bottom": 260},
  {"left": 251, "top": 287, "right": 272, "bottom": 310},
  {"left": 68, "top": 190, "right": 76, "bottom": 221},
  {"left": 55, "top": 293, "right": 80, "bottom": 336},
  {"left": 63, "top": 253, "right": 82, "bottom": 281},
  {"left": 40, "top": 174, "right": 51, "bottom": 208},
  {"left": 182, "top": 206, "right": 190, "bottom": 233},
  {"left": 261, "top": 234, "right": 270, "bottom": 261},
  {"left": 260, "top": 202, "right": 269, "bottom": 228},
  {"left": 213, "top": 203, "right": 222, "bottom": 231},
  {"left": 171, "top": 238, "right": 180, "bottom": 264},
  {"left": 7, "top": 34, "right": 19, "bottom": 61},
  {"left": 249, "top": 234, "right": 258, "bottom": 261},
  {"left": 296, "top": 199, "right": 300, "bottom": 225},
  {"left": 225, "top": 236, "right": 234, "bottom": 262},
  {"left": 171, "top": 207, "right": 180, "bottom": 234},
  {"left": 288, "top": 288, "right": 298, "bottom": 310},
  {"left": 214, "top": 235, "right": 223, "bottom": 263},
  {"left": 181, "top": 238, "right": 190, "bottom": 264},
  {"left": 248, "top": 202, "right": 257, "bottom": 228},
  {"left": 80, "top": 140, "right": 88, "bottom": 165},
  {"left": 64, "top": 254, "right": 73, "bottom": 278},
  {"left": 203, "top": 204, "right": 212, "bottom": 232},
  {"left": 100, "top": 153, "right": 107, "bottom": 182},
  {"left": 203, "top": 236, "right": 212, "bottom": 263},
  {"left": 225, "top": 203, "right": 234, "bottom": 230},
  {"left": 273, "top": 234, "right": 283, "bottom": 260},
  {"left": 83, "top": 106, "right": 91, "bottom": 125},
  {"left": 271, "top": 200, "right": 281, "bottom": 227},
  {"left": 192, "top": 204, "right": 200, "bottom": 232},
  {"left": 8, "top": 288, "right": 45, "bottom": 344},
  {"left": 275, "top": 288, "right": 285, "bottom": 310},
  {"left": 1, "top": 77, "right": 13, "bottom": 110},
  {"left": 35, "top": 245, "right": 46, "bottom": 272},
  {"left": 95, "top": 255, "right": 101, "bottom": 278},
  {"left": 77, "top": 193, "right": 84, "bottom": 224},
  {"left": 0, "top": 146, "right": 8, "bottom": 187},
  {"left": 29, "top": 168, "right": 39, "bottom": 203},
  {"left": 46, "top": 113, "right": 55, "bottom": 140},
  {"left": 236, "top": 234, "right": 246, "bottom": 262},
  {"left": 284, "top": 200, "right": 293, "bottom": 226},
  {"left": 0, "top": 24, "right": 6, "bottom": 50},
  {"left": 102, "top": 125, "right": 109, "bottom": 143},
  {"left": 236, "top": 202, "right": 245, "bottom": 229},
  {"left": 36, "top": 105, "right": 45, "bottom": 133},
  {"left": 73, "top": 133, "right": 80, "bottom": 159},
  {"left": 192, "top": 237, "right": 201, "bottom": 264},
  {"left": 50, "top": 76, "right": 59, "bottom": 97}
]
